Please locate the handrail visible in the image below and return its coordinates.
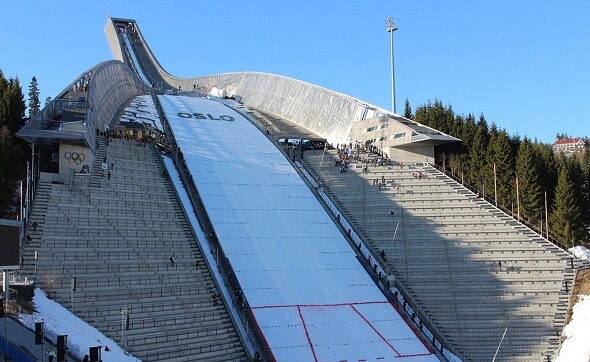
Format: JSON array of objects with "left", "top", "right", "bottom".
[
  {"left": 292, "top": 155, "right": 457, "bottom": 361},
  {"left": 151, "top": 94, "right": 267, "bottom": 361},
  {"left": 430, "top": 163, "right": 574, "bottom": 253},
  {"left": 215, "top": 97, "right": 456, "bottom": 361}
]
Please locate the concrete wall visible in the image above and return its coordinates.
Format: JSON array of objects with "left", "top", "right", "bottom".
[
  {"left": 104, "top": 17, "right": 125, "bottom": 62},
  {"left": 58, "top": 143, "right": 92, "bottom": 175},
  {"left": 387, "top": 145, "right": 434, "bottom": 164},
  {"left": 349, "top": 115, "right": 435, "bottom": 164}
]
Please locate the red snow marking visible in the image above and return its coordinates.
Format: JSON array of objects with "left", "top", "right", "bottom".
[
  {"left": 297, "top": 305, "right": 318, "bottom": 362},
  {"left": 251, "top": 301, "right": 389, "bottom": 310},
  {"left": 246, "top": 307, "right": 277, "bottom": 361},
  {"left": 387, "top": 300, "right": 436, "bottom": 355},
  {"left": 251, "top": 301, "right": 434, "bottom": 359},
  {"left": 350, "top": 304, "right": 401, "bottom": 357},
  {"left": 395, "top": 352, "right": 435, "bottom": 358}
]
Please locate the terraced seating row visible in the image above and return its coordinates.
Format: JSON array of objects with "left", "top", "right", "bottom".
[
  {"left": 27, "top": 136, "right": 247, "bottom": 361},
  {"left": 302, "top": 149, "right": 574, "bottom": 361}
]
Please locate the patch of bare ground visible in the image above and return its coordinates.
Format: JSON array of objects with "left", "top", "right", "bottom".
[{"left": 565, "top": 268, "right": 590, "bottom": 324}]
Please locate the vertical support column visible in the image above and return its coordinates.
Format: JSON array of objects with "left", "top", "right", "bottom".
[{"left": 2, "top": 271, "right": 8, "bottom": 298}]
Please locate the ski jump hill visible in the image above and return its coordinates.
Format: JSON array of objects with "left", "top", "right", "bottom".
[{"left": 13, "top": 16, "right": 576, "bottom": 362}]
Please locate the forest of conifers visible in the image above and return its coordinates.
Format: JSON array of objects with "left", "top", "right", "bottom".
[
  {"left": 0, "top": 70, "right": 28, "bottom": 219},
  {"left": 0, "top": 68, "right": 588, "bottom": 247},
  {"left": 404, "top": 99, "right": 589, "bottom": 247}
]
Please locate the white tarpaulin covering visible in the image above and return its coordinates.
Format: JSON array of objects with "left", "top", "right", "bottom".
[{"left": 159, "top": 95, "right": 438, "bottom": 362}]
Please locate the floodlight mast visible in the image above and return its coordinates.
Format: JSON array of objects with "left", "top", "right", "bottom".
[{"left": 385, "top": 18, "right": 398, "bottom": 114}]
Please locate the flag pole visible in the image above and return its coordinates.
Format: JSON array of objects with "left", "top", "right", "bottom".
[
  {"left": 545, "top": 191, "right": 549, "bottom": 239},
  {"left": 19, "top": 180, "right": 23, "bottom": 222},
  {"left": 493, "top": 162, "right": 497, "bottom": 206},
  {"left": 516, "top": 175, "right": 520, "bottom": 221},
  {"left": 25, "top": 161, "right": 30, "bottom": 223},
  {"left": 31, "top": 143, "right": 35, "bottom": 205},
  {"left": 492, "top": 327, "right": 508, "bottom": 362}
]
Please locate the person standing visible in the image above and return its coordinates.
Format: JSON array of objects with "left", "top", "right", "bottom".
[
  {"left": 170, "top": 253, "right": 175, "bottom": 266},
  {"left": 47, "top": 347, "right": 56, "bottom": 362}
]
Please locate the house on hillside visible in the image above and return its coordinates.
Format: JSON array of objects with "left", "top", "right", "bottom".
[{"left": 552, "top": 137, "right": 588, "bottom": 156}]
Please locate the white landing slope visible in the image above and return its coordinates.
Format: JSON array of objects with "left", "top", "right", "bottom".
[{"left": 159, "top": 95, "right": 439, "bottom": 362}]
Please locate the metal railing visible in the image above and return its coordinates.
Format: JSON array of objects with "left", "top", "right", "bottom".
[
  {"left": 431, "top": 164, "right": 575, "bottom": 253},
  {"left": 152, "top": 94, "right": 263, "bottom": 360},
  {"left": 292, "top": 156, "right": 457, "bottom": 361},
  {"left": 216, "top": 98, "right": 456, "bottom": 360}
]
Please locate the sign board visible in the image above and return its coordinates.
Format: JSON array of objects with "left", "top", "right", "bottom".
[{"left": 0, "top": 219, "right": 21, "bottom": 269}]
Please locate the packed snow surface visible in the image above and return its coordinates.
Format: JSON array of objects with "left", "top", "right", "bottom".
[{"left": 159, "top": 95, "right": 438, "bottom": 361}]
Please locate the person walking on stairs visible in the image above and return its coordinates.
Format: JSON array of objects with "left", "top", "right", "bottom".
[{"left": 47, "top": 347, "right": 56, "bottom": 362}]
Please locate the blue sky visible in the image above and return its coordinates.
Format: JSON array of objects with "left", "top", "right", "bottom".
[{"left": 1, "top": 1, "right": 588, "bottom": 144}]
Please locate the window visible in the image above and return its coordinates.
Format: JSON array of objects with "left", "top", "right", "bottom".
[
  {"left": 366, "top": 126, "right": 377, "bottom": 132},
  {"left": 393, "top": 132, "right": 406, "bottom": 139},
  {"left": 380, "top": 124, "right": 389, "bottom": 129},
  {"left": 379, "top": 136, "right": 387, "bottom": 141}
]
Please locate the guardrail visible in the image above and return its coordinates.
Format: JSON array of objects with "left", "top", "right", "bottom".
[
  {"left": 431, "top": 163, "right": 574, "bottom": 253},
  {"left": 152, "top": 93, "right": 266, "bottom": 361},
  {"left": 217, "top": 98, "right": 458, "bottom": 361},
  {"left": 293, "top": 158, "right": 458, "bottom": 361}
]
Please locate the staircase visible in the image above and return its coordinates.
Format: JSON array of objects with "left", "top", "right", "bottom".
[
  {"left": 30, "top": 137, "right": 247, "bottom": 361},
  {"left": 302, "top": 149, "right": 574, "bottom": 361}
]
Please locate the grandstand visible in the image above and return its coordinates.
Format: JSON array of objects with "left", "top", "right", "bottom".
[{"left": 9, "top": 15, "right": 576, "bottom": 362}]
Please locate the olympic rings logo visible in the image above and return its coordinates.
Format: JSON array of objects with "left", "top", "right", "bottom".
[{"left": 64, "top": 151, "right": 86, "bottom": 164}]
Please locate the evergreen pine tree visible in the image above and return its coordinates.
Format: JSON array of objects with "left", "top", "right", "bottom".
[
  {"left": 457, "top": 114, "right": 476, "bottom": 180},
  {"left": 468, "top": 116, "right": 489, "bottom": 188},
  {"left": 550, "top": 164, "right": 581, "bottom": 246},
  {"left": 0, "top": 126, "right": 13, "bottom": 212},
  {"left": 403, "top": 99, "right": 413, "bottom": 119},
  {"left": 0, "top": 70, "right": 7, "bottom": 126},
  {"left": 536, "top": 143, "right": 558, "bottom": 211},
  {"left": 28, "top": 76, "right": 40, "bottom": 118},
  {"left": 567, "top": 156, "right": 586, "bottom": 243},
  {"left": 486, "top": 128, "right": 514, "bottom": 207},
  {"left": 0, "top": 76, "right": 27, "bottom": 134},
  {"left": 413, "top": 99, "right": 453, "bottom": 135},
  {"left": 515, "top": 137, "right": 543, "bottom": 221}
]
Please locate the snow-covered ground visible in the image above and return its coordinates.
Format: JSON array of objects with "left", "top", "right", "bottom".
[
  {"left": 570, "top": 245, "right": 590, "bottom": 261},
  {"left": 555, "top": 246, "right": 590, "bottom": 361},
  {"left": 18, "top": 289, "right": 139, "bottom": 361},
  {"left": 555, "top": 294, "right": 590, "bottom": 361}
]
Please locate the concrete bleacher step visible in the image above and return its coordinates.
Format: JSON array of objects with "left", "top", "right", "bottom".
[
  {"left": 301, "top": 148, "right": 574, "bottom": 362},
  {"left": 29, "top": 136, "right": 247, "bottom": 360}
]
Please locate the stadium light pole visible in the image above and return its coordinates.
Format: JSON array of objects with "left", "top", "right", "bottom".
[{"left": 385, "top": 18, "right": 398, "bottom": 114}]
